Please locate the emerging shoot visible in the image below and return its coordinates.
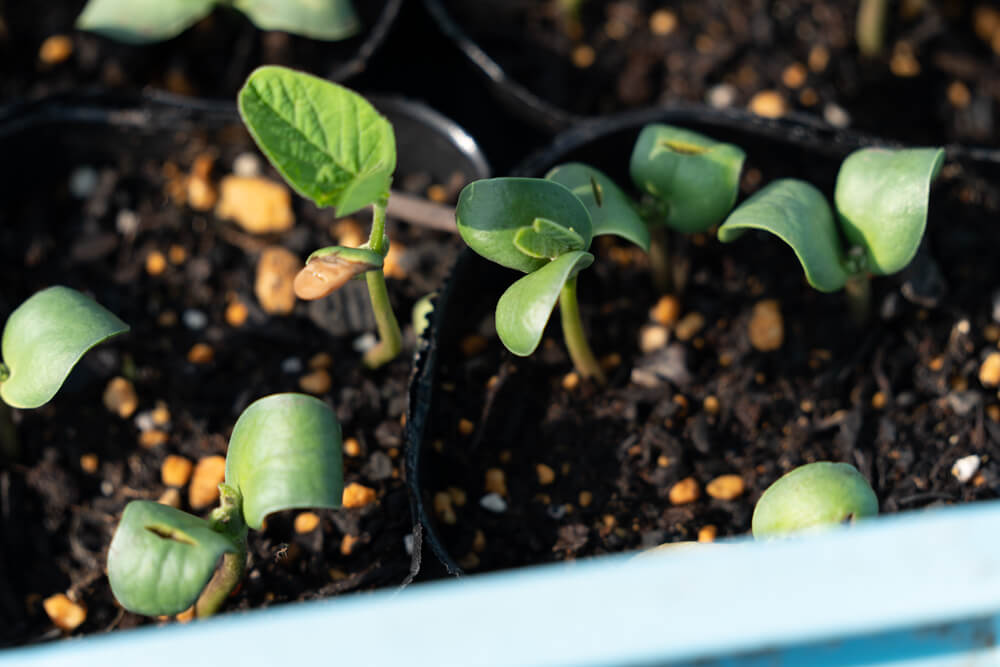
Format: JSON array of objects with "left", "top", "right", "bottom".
[
  {"left": 752, "top": 462, "right": 879, "bottom": 538},
  {"left": 108, "top": 393, "right": 343, "bottom": 618},
  {"left": 629, "top": 124, "right": 746, "bottom": 292},
  {"left": 238, "top": 66, "right": 403, "bottom": 368},
  {"left": 456, "top": 172, "right": 649, "bottom": 383},
  {"left": 718, "top": 146, "right": 944, "bottom": 324}
]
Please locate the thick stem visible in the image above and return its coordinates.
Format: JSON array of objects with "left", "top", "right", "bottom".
[
  {"left": 559, "top": 276, "right": 606, "bottom": 384},
  {"left": 648, "top": 226, "right": 673, "bottom": 294},
  {"left": 194, "top": 484, "right": 248, "bottom": 618},
  {"left": 845, "top": 272, "right": 872, "bottom": 327},
  {"left": 856, "top": 0, "right": 888, "bottom": 57},
  {"left": 362, "top": 200, "right": 402, "bottom": 368}
]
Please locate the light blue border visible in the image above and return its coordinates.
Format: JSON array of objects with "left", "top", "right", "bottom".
[{"left": 7, "top": 499, "right": 1000, "bottom": 666}]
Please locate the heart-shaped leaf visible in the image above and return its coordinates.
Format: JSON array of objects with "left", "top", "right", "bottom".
[
  {"left": 108, "top": 501, "right": 238, "bottom": 616},
  {"left": 76, "top": 0, "right": 215, "bottom": 43},
  {"left": 513, "top": 218, "right": 586, "bottom": 259},
  {"left": 239, "top": 66, "right": 396, "bottom": 217},
  {"left": 1, "top": 286, "right": 129, "bottom": 409},
  {"left": 496, "top": 251, "right": 594, "bottom": 356},
  {"left": 294, "top": 246, "right": 384, "bottom": 300},
  {"left": 718, "top": 180, "right": 849, "bottom": 292},
  {"left": 546, "top": 163, "right": 650, "bottom": 251},
  {"left": 233, "top": 0, "right": 360, "bottom": 41},
  {"left": 225, "top": 393, "right": 343, "bottom": 530},
  {"left": 456, "top": 178, "right": 593, "bottom": 274},
  {"left": 630, "top": 124, "right": 746, "bottom": 233},
  {"left": 835, "top": 147, "right": 944, "bottom": 276}
]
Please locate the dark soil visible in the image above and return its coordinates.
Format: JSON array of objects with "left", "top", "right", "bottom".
[
  {"left": 0, "top": 0, "right": 394, "bottom": 101},
  {"left": 441, "top": 0, "right": 1000, "bottom": 144},
  {"left": 0, "top": 105, "right": 470, "bottom": 645},
  {"left": 416, "top": 120, "right": 1000, "bottom": 574}
]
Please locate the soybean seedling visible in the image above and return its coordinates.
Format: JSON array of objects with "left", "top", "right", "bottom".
[
  {"left": 752, "top": 461, "right": 878, "bottom": 538},
  {"left": 77, "top": 0, "right": 359, "bottom": 44},
  {"left": 108, "top": 393, "right": 343, "bottom": 618},
  {"left": 238, "top": 66, "right": 403, "bottom": 368},
  {"left": 718, "top": 146, "right": 944, "bottom": 324},
  {"left": 629, "top": 124, "right": 746, "bottom": 292},
  {"left": 456, "top": 171, "right": 650, "bottom": 383}
]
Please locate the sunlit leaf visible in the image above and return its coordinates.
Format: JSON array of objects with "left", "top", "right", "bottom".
[
  {"left": 718, "top": 179, "right": 849, "bottom": 292},
  {"left": 547, "top": 163, "right": 650, "bottom": 251},
  {"left": 226, "top": 393, "right": 343, "bottom": 530},
  {"left": 1, "top": 286, "right": 129, "bottom": 409},
  {"left": 233, "top": 0, "right": 360, "bottom": 41},
  {"left": 76, "top": 0, "right": 215, "bottom": 44},
  {"left": 495, "top": 251, "right": 593, "bottom": 356},
  {"left": 108, "top": 501, "right": 238, "bottom": 616}
]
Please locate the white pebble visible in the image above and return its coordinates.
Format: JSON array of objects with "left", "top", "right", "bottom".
[
  {"left": 479, "top": 493, "right": 508, "bottom": 513},
  {"left": 706, "top": 83, "right": 737, "bottom": 109},
  {"left": 182, "top": 309, "right": 208, "bottom": 330},
  {"left": 403, "top": 533, "right": 414, "bottom": 555},
  {"left": 951, "top": 455, "right": 981, "bottom": 483},
  {"left": 134, "top": 411, "right": 155, "bottom": 432},
  {"left": 823, "top": 103, "right": 851, "bottom": 128},
  {"left": 69, "top": 166, "right": 99, "bottom": 198},
  {"left": 116, "top": 209, "right": 139, "bottom": 237},
  {"left": 100, "top": 480, "right": 114, "bottom": 496},
  {"left": 353, "top": 332, "right": 377, "bottom": 353},
  {"left": 232, "top": 152, "right": 262, "bottom": 177},
  {"left": 280, "top": 357, "right": 303, "bottom": 374}
]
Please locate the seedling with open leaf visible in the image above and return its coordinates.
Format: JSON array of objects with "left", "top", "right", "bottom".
[
  {"left": 629, "top": 124, "right": 746, "bottom": 292},
  {"left": 77, "top": 0, "right": 360, "bottom": 44},
  {"left": 752, "top": 461, "right": 879, "bottom": 538},
  {"left": 238, "top": 65, "right": 402, "bottom": 368},
  {"left": 456, "top": 171, "right": 649, "bottom": 383},
  {"left": 108, "top": 393, "right": 343, "bottom": 618},
  {"left": 717, "top": 146, "right": 944, "bottom": 323}
]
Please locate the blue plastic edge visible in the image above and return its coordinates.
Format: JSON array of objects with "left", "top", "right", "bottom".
[{"left": 7, "top": 499, "right": 1000, "bottom": 666}]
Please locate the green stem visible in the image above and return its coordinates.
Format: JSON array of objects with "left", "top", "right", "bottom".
[
  {"left": 362, "top": 200, "right": 403, "bottom": 368},
  {"left": 559, "top": 276, "right": 605, "bottom": 384},
  {"left": 195, "top": 484, "right": 248, "bottom": 618},
  {"left": 845, "top": 272, "right": 871, "bottom": 327},
  {"left": 856, "top": 0, "right": 888, "bottom": 57},
  {"left": 648, "top": 226, "right": 673, "bottom": 294}
]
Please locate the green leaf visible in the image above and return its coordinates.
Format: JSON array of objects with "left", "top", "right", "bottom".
[
  {"left": 513, "top": 218, "right": 586, "bottom": 259},
  {"left": 752, "top": 462, "right": 878, "bottom": 538},
  {"left": 546, "top": 163, "right": 650, "bottom": 252},
  {"left": 225, "top": 393, "right": 343, "bottom": 530},
  {"left": 76, "top": 0, "right": 215, "bottom": 44},
  {"left": 1, "top": 286, "right": 129, "bottom": 409},
  {"left": 233, "top": 0, "right": 360, "bottom": 41},
  {"left": 456, "top": 178, "right": 593, "bottom": 274},
  {"left": 108, "top": 501, "right": 238, "bottom": 616},
  {"left": 238, "top": 66, "right": 396, "bottom": 216},
  {"left": 718, "top": 179, "right": 850, "bottom": 292},
  {"left": 629, "top": 124, "right": 746, "bottom": 233},
  {"left": 835, "top": 147, "right": 945, "bottom": 276},
  {"left": 496, "top": 251, "right": 594, "bottom": 356}
]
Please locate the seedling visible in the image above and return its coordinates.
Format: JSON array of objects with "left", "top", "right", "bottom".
[
  {"left": 718, "top": 146, "right": 944, "bottom": 323},
  {"left": 1, "top": 286, "right": 128, "bottom": 410},
  {"left": 108, "top": 393, "right": 343, "bottom": 618},
  {"left": 77, "top": 0, "right": 360, "bottom": 44},
  {"left": 456, "top": 170, "right": 649, "bottom": 383},
  {"left": 238, "top": 66, "right": 403, "bottom": 368},
  {"left": 752, "top": 461, "right": 879, "bottom": 538},
  {"left": 629, "top": 124, "right": 746, "bottom": 292}
]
